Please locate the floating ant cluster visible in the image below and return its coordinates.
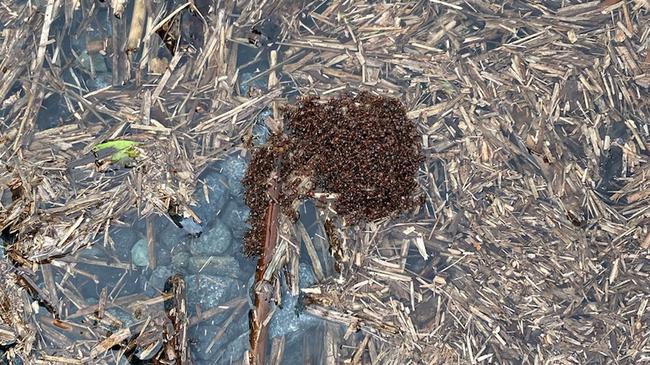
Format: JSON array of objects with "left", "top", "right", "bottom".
[{"left": 242, "top": 92, "right": 422, "bottom": 256}]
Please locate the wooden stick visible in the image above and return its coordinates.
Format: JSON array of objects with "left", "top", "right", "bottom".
[
  {"left": 146, "top": 217, "right": 156, "bottom": 270},
  {"left": 126, "top": 0, "right": 147, "bottom": 52},
  {"left": 165, "top": 274, "right": 189, "bottom": 364},
  {"left": 249, "top": 180, "right": 279, "bottom": 365}
]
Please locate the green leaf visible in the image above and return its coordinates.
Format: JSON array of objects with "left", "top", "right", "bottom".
[
  {"left": 93, "top": 140, "right": 139, "bottom": 153},
  {"left": 93, "top": 139, "right": 140, "bottom": 164}
]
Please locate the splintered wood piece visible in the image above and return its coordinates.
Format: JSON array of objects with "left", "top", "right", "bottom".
[
  {"left": 126, "top": 0, "right": 147, "bottom": 52},
  {"left": 90, "top": 327, "right": 132, "bottom": 358},
  {"left": 249, "top": 180, "right": 280, "bottom": 365},
  {"left": 146, "top": 217, "right": 156, "bottom": 270},
  {"left": 164, "top": 274, "right": 190, "bottom": 365},
  {"left": 0, "top": 325, "right": 17, "bottom": 346}
]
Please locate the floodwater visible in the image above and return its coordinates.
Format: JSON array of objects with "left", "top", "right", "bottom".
[{"left": 1, "top": 2, "right": 340, "bottom": 364}]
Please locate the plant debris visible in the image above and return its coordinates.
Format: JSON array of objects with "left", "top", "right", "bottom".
[{"left": 1, "top": 0, "right": 650, "bottom": 363}]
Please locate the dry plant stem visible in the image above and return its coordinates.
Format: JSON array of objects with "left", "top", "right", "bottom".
[
  {"left": 13, "top": 0, "right": 56, "bottom": 151},
  {"left": 110, "top": 5, "right": 129, "bottom": 86},
  {"left": 249, "top": 181, "right": 279, "bottom": 365},
  {"left": 146, "top": 217, "right": 156, "bottom": 270},
  {"left": 166, "top": 274, "right": 189, "bottom": 365},
  {"left": 126, "top": 0, "right": 147, "bottom": 52},
  {"left": 110, "top": 0, "right": 128, "bottom": 18}
]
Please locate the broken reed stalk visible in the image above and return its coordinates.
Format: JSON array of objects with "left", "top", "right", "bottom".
[
  {"left": 248, "top": 179, "right": 280, "bottom": 365},
  {"left": 165, "top": 274, "right": 189, "bottom": 365},
  {"left": 126, "top": 0, "right": 147, "bottom": 52}
]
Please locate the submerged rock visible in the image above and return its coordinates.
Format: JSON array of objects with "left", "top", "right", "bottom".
[
  {"left": 218, "top": 332, "right": 249, "bottom": 363},
  {"left": 191, "top": 314, "right": 248, "bottom": 362},
  {"left": 222, "top": 200, "right": 250, "bottom": 240},
  {"left": 171, "top": 250, "right": 191, "bottom": 271},
  {"left": 187, "top": 255, "right": 241, "bottom": 278},
  {"left": 111, "top": 228, "right": 139, "bottom": 261},
  {"left": 157, "top": 247, "right": 172, "bottom": 266},
  {"left": 107, "top": 307, "right": 136, "bottom": 328},
  {"left": 177, "top": 216, "right": 203, "bottom": 237},
  {"left": 189, "top": 221, "right": 232, "bottom": 256},
  {"left": 186, "top": 274, "right": 243, "bottom": 311},
  {"left": 79, "top": 245, "right": 104, "bottom": 258},
  {"left": 158, "top": 223, "right": 186, "bottom": 250},
  {"left": 147, "top": 266, "right": 174, "bottom": 296},
  {"left": 86, "top": 297, "right": 135, "bottom": 329},
  {"left": 269, "top": 264, "right": 319, "bottom": 338},
  {"left": 193, "top": 155, "right": 248, "bottom": 228},
  {"left": 194, "top": 170, "right": 229, "bottom": 226},
  {"left": 222, "top": 154, "right": 247, "bottom": 197},
  {"left": 78, "top": 49, "right": 109, "bottom": 73},
  {"left": 131, "top": 238, "right": 149, "bottom": 267}
]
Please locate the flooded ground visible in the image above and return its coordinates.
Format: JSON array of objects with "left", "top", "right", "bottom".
[{"left": 2, "top": 0, "right": 650, "bottom": 364}]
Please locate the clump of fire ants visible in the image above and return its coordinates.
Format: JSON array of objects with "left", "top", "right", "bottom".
[{"left": 243, "top": 91, "right": 422, "bottom": 254}]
